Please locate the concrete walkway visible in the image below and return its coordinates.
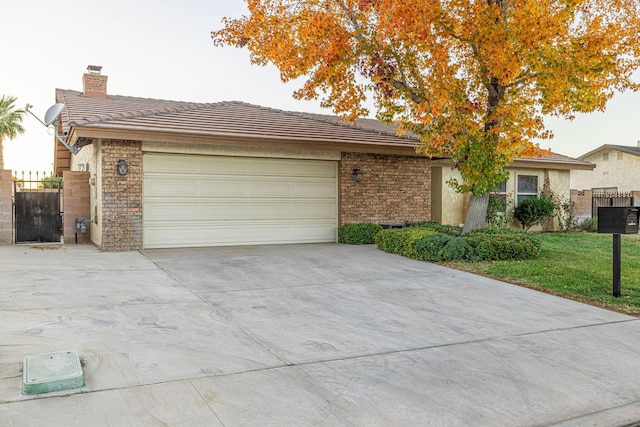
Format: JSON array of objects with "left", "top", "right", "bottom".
[{"left": 1, "top": 243, "right": 640, "bottom": 426}]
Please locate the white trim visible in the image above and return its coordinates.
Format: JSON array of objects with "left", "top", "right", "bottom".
[{"left": 142, "top": 141, "right": 341, "bottom": 161}]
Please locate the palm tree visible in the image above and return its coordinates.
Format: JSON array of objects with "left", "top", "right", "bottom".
[{"left": 0, "top": 95, "right": 25, "bottom": 170}]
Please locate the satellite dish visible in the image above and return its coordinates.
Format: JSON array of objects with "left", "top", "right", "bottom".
[{"left": 43, "top": 103, "right": 65, "bottom": 126}]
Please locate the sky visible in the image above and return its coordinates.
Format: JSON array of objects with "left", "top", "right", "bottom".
[{"left": 1, "top": 0, "right": 639, "bottom": 173}]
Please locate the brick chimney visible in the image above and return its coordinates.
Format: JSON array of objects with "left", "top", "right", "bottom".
[{"left": 82, "top": 65, "right": 108, "bottom": 98}]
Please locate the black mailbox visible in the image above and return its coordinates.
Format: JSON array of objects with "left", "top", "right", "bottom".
[{"left": 597, "top": 206, "right": 639, "bottom": 234}]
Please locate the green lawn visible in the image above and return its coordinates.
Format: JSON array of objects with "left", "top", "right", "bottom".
[{"left": 445, "top": 232, "right": 640, "bottom": 316}]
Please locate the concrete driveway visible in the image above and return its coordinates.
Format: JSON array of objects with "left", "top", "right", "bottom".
[{"left": 2, "top": 243, "right": 640, "bottom": 426}]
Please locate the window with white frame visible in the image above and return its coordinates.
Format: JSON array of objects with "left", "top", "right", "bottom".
[
  {"left": 516, "top": 175, "right": 538, "bottom": 204},
  {"left": 494, "top": 180, "right": 507, "bottom": 194}
]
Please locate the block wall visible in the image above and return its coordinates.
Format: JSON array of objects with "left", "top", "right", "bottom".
[
  {"left": 571, "top": 189, "right": 592, "bottom": 222},
  {"left": 62, "top": 171, "right": 91, "bottom": 244},
  {"left": 100, "top": 140, "right": 142, "bottom": 251},
  {"left": 340, "top": 153, "right": 431, "bottom": 225},
  {"left": 0, "top": 170, "right": 13, "bottom": 244}
]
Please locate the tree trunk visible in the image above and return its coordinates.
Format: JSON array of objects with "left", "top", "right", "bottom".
[{"left": 462, "top": 193, "right": 489, "bottom": 234}]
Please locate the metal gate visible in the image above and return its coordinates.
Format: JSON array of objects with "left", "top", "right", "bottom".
[
  {"left": 13, "top": 172, "right": 62, "bottom": 243},
  {"left": 592, "top": 192, "right": 634, "bottom": 217}
]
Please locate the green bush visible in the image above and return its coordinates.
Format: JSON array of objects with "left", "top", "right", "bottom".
[
  {"left": 579, "top": 217, "right": 598, "bottom": 233},
  {"left": 463, "top": 228, "right": 541, "bottom": 260},
  {"left": 375, "top": 228, "right": 436, "bottom": 259},
  {"left": 441, "top": 237, "right": 476, "bottom": 261},
  {"left": 415, "top": 233, "right": 452, "bottom": 261},
  {"left": 513, "top": 198, "right": 556, "bottom": 230},
  {"left": 338, "top": 223, "right": 383, "bottom": 244},
  {"left": 376, "top": 223, "right": 539, "bottom": 262},
  {"left": 404, "top": 221, "right": 462, "bottom": 236}
]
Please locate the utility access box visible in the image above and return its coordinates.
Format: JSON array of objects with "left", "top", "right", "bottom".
[{"left": 597, "top": 206, "right": 640, "bottom": 234}]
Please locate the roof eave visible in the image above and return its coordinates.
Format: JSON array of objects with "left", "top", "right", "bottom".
[
  {"left": 68, "top": 126, "right": 422, "bottom": 156},
  {"left": 430, "top": 157, "right": 595, "bottom": 170}
]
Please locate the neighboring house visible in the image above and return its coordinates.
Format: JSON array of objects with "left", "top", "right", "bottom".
[
  {"left": 52, "top": 67, "right": 592, "bottom": 250},
  {"left": 571, "top": 144, "right": 640, "bottom": 193},
  {"left": 570, "top": 144, "right": 640, "bottom": 221}
]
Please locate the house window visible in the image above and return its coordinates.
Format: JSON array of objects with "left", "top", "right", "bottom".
[
  {"left": 516, "top": 175, "right": 538, "bottom": 204},
  {"left": 493, "top": 180, "right": 507, "bottom": 194},
  {"left": 603, "top": 153, "right": 609, "bottom": 161},
  {"left": 489, "top": 180, "right": 509, "bottom": 213},
  {"left": 592, "top": 187, "right": 617, "bottom": 195},
  {"left": 618, "top": 152, "right": 624, "bottom": 160}
]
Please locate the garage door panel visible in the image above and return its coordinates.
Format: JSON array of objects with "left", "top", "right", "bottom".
[
  {"left": 146, "top": 200, "right": 336, "bottom": 221},
  {"left": 143, "top": 154, "right": 337, "bottom": 248},
  {"left": 143, "top": 221, "right": 337, "bottom": 249}
]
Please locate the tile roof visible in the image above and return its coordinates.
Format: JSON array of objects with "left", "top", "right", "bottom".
[
  {"left": 578, "top": 144, "right": 640, "bottom": 160},
  {"left": 55, "top": 88, "right": 593, "bottom": 169},
  {"left": 56, "top": 89, "right": 417, "bottom": 150}
]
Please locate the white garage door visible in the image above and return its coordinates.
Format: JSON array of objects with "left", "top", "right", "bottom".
[{"left": 142, "top": 154, "right": 338, "bottom": 248}]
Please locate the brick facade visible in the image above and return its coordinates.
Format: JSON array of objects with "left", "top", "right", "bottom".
[
  {"left": 62, "top": 171, "right": 91, "bottom": 244},
  {"left": 90, "top": 146, "right": 430, "bottom": 250},
  {"left": 0, "top": 170, "right": 13, "bottom": 244},
  {"left": 340, "top": 152, "right": 431, "bottom": 225},
  {"left": 82, "top": 72, "right": 108, "bottom": 99},
  {"left": 101, "top": 140, "right": 142, "bottom": 251}
]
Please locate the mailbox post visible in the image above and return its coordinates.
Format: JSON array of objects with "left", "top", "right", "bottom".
[{"left": 597, "top": 206, "right": 639, "bottom": 298}]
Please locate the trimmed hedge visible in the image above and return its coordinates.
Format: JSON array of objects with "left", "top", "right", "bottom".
[
  {"left": 442, "top": 237, "right": 476, "bottom": 261},
  {"left": 374, "top": 228, "right": 436, "bottom": 260},
  {"left": 463, "top": 228, "right": 541, "bottom": 260},
  {"left": 415, "top": 233, "right": 452, "bottom": 261},
  {"left": 405, "top": 221, "right": 462, "bottom": 236},
  {"left": 375, "top": 224, "right": 541, "bottom": 262},
  {"left": 338, "top": 223, "right": 384, "bottom": 244}
]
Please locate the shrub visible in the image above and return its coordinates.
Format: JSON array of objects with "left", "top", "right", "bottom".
[
  {"left": 463, "top": 228, "right": 541, "bottom": 260},
  {"left": 486, "top": 193, "right": 513, "bottom": 228},
  {"left": 513, "top": 198, "right": 556, "bottom": 230},
  {"left": 338, "top": 223, "right": 383, "bottom": 244},
  {"left": 441, "top": 237, "right": 476, "bottom": 261},
  {"left": 415, "top": 233, "right": 452, "bottom": 261},
  {"left": 579, "top": 217, "right": 598, "bottom": 233},
  {"left": 375, "top": 228, "right": 436, "bottom": 259},
  {"left": 404, "top": 221, "right": 462, "bottom": 236}
]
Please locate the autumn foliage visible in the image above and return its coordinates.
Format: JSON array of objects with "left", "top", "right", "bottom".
[{"left": 213, "top": 0, "right": 640, "bottom": 198}]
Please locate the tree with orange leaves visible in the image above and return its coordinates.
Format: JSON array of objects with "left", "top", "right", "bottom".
[{"left": 213, "top": 0, "right": 640, "bottom": 232}]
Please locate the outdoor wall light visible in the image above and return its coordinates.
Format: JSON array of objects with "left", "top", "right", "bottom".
[
  {"left": 117, "top": 159, "right": 128, "bottom": 176},
  {"left": 352, "top": 168, "right": 363, "bottom": 183}
]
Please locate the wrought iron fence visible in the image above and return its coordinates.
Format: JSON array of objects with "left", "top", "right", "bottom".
[
  {"left": 592, "top": 192, "right": 634, "bottom": 217},
  {"left": 12, "top": 170, "right": 63, "bottom": 191}
]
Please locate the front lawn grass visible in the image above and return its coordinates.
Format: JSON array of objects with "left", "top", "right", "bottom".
[{"left": 445, "top": 232, "right": 640, "bottom": 316}]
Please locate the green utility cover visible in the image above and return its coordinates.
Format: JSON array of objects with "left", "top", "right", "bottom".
[{"left": 22, "top": 350, "right": 84, "bottom": 395}]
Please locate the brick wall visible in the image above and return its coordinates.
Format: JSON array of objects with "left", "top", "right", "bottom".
[
  {"left": 0, "top": 170, "right": 13, "bottom": 244},
  {"left": 340, "top": 152, "right": 431, "bottom": 225},
  {"left": 62, "top": 171, "right": 91, "bottom": 244},
  {"left": 101, "top": 140, "right": 142, "bottom": 251},
  {"left": 82, "top": 72, "right": 108, "bottom": 99},
  {"left": 571, "top": 189, "right": 592, "bottom": 222}
]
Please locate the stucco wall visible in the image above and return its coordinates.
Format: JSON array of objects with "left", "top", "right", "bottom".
[
  {"left": 571, "top": 149, "right": 640, "bottom": 192},
  {"left": 432, "top": 166, "right": 571, "bottom": 229},
  {"left": 340, "top": 152, "right": 431, "bottom": 225},
  {"left": 430, "top": 166, "right": 467, "bottom": 226}
]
